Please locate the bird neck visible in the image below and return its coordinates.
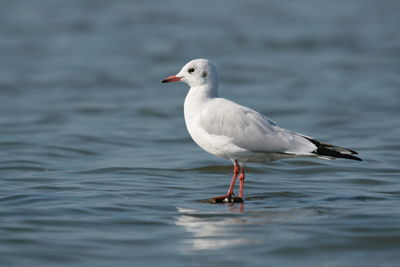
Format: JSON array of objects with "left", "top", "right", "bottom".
[
  {"left": 188, "top": 83, "right": 217, "bottom": 103},
  {"left": 185, "top": 84, "right": 217, "bottom": 104},
  {"left": 184, "top": 84, "right": 217, "bottom": 120}
]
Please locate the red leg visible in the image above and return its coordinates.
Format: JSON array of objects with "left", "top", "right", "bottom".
[
  {"left": 239, "top": 166, "right": 245, "bottom": 199},
  {"left": 212, "top": 160, "right": 239, "bottom": 200}
]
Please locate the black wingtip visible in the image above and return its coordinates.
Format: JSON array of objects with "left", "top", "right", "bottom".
[
  {"left": 315, "top": 146, "right": 362, "bottom": 161},
  {"left": 304, "top": 136, "right": 362, "bottom": 161},
  {"left": 345, "top": 154, "right": 362, "bottom": 161}
]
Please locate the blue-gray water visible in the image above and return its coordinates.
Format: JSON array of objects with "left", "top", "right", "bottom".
[{"left": 1, "top": 0, "right": 400, "bottom": 266}]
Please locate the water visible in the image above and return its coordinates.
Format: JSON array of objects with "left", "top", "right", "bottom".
[{"left": 1, "top": 0, "right": 400, "bottom": 266}]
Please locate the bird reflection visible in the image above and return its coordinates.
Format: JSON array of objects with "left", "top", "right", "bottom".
[{"left": 175, "top": 207, "right": 253, "bottom": 251}]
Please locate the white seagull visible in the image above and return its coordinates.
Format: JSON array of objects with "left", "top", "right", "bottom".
[{"left": 162, "top": 59, "right": 361, "bottom": 203}]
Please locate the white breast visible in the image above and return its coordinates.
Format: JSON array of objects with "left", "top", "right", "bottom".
[{"left": 183, "top": 88, "right": 263, "bottom": 161}]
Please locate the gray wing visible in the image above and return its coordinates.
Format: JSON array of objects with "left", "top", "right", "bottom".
[{"left": 199, "top": 98, "right": 317, "bottom": 155}]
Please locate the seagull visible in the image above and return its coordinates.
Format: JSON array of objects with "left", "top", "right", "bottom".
[{"left": 161, "top": 59, "right": 361, "bottom": 203}]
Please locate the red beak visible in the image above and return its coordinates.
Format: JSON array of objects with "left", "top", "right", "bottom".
[{"left": 161, "top": 75, "right": 182, "bottom": 83}]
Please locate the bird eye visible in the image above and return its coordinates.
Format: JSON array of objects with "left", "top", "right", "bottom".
[{"left": 188, "top": 68, "right": 195, "bottom": 74}]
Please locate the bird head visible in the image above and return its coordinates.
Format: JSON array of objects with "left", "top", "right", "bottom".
[{"left": 162, "top": 58, "right": 218, "bottom": 88}]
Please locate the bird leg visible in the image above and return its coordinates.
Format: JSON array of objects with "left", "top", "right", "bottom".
[
  {"left": 212, "top": 160, "right": 239, "bottom": 201},
  {"left": 239, "top": 166, "right": 245, "bottom": 199}
]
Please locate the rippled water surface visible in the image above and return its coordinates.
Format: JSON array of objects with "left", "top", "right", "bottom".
[{"left": 1, "top": 0, "right": 400, "bottom": 266}]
